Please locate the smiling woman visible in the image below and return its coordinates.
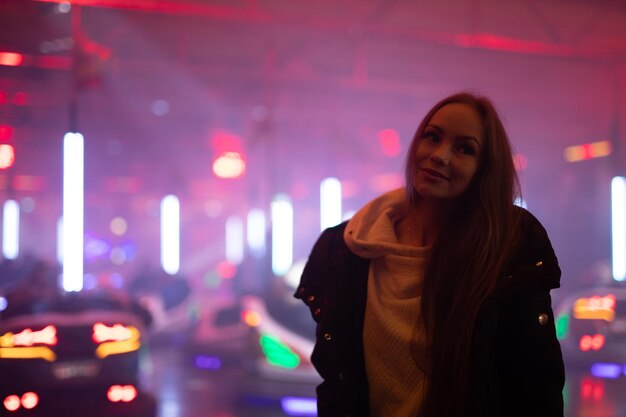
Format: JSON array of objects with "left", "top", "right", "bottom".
[{"left": 295, "top": 92, "right": 565, "bottom": 417}]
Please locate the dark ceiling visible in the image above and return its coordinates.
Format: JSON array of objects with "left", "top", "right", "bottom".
[{"left": 0, "top": 0, "right": 625, "bottom": 281}]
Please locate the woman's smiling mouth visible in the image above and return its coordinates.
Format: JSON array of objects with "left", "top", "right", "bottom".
[{"left": 422, "top": 168, "right": 450, "bottom": 181}]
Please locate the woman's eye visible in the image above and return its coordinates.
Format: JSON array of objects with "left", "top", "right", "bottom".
[
  {"left": 458, "top": 144, "right": 476, "bottom": 155},
  {"left": 422, "top": 131, "right": 439, "bottom": 142}
]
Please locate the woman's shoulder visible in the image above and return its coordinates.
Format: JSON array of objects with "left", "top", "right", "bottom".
[{"left": 513, "top": 206, "right": 555, "bottom": 256}]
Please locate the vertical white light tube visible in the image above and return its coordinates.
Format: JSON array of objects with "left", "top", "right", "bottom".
[
  {"left": 56, "top": 217, "right": 63, "bottom": 264},
  {"left": 161, "top": 194, "right": 180, "bottom": 275},
  {"left": 62, "top": 132, "right": 84, "bottom": 292},
  {"left": 2, "top": 200, "right": 19, "bottom": 260},
  {"left": 271, "top": 194, "right": 293, "bottom": 276},
  {"left": 226, "top": 215, "right": 244, "bottom": 264},
  {"left": 247, "top": 208, "right": 266, "bottom": 258},
  {"left": 612, "top": 176, "right": 626, "bottom": 281},
  {"left": 320, "top": 177, "right": 342, "bottom": 231}
]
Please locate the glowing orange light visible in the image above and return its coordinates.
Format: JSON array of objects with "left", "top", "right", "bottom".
[
  {"left": 212, "top": 152, "right": 246, "bottom": 179},
  {"left": 20, "top": 392, "right": 38, "bottom": 410},
  {"left": 0, "top": 52, "right": 23, "bottom": 67},
  {"left": 242, "top": 310, "right": 262, "bottom": 327},
  {"left": 93, "top": 323, "right": 133, "bottom": 343},
  {"left": 0, "top": 144, "right": 15, "bottom": 169},
  {"left": 564, "top": 141, "right": 612, "bottom": 162},
  {"left": 10, "top": 325, "right": 57, "bottom": 347},
  {"left": 573, "top": 294, "right": 616, "bottom": 321},
  {"left": 3, "top": 395, "right": 20, "bottom": 411}
]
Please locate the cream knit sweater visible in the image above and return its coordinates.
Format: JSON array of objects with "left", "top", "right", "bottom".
[{"left": 344, "top": 188, "right": 429, "bottom": 417}]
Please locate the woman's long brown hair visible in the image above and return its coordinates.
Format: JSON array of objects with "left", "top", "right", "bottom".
[{"left": 404, "top": 93, "right": 522, "bottom": 417}]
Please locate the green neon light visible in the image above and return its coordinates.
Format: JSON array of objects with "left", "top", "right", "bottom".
[
  {"left": 259, "top": 334, "right": 300, "bottom": 369},
  {"left": 555, "top": 313, "right": 569, "bottom": 340}
]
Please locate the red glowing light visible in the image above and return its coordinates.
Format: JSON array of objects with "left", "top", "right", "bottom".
[
  {"left": 581, "top": 377, "right": 604, "bottom": 401},
  {"left": 3, "top": 395, "right": 20, "bottom": 411},
  {"left": 0, "top": 125, "right": 13, "bottom": 141},
  {"left": 591, "top": 334, "right": 605, "bottom": 351},
  {"left": 579, "top": 334, "right": 605, "bottom": 351},
  {"left": 0, "top": 52, "right": 23, "bottom": 67},
  {"left": 12, "top": 325, "right": 57, "bottom": 347},
  {"left": 92, "top": 323, "right": 133, "bottom": 343},
  {"left": 20, "top": 392, "right": 38, "bottom": 410},
  {"left": 579, "top": 335, "right": 592, "bottom": 352},
  {"left": 0, "top": 144, "right": 15, "bottom": 169},
  {"left": 378, "top": 128, "right": 401, "bottom": 157},
  {"left": 210, "top": 130, "right": 243, "bottom": 153}
]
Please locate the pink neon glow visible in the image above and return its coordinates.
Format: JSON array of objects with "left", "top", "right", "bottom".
[
  {"left": 92, "top": 323, "right": 132, "bottom": 343},
  {"left": 20, "top": 392, "right": 38, "bottom": 410},
  {"left": 377, "top": 128, "right": 401, "bottom": 157},
  {"left": 3, "top": 395, "right": 20, "bottom": 411},
  {"left": 12, "top": 325, "right": 57, "bottom": 347}
]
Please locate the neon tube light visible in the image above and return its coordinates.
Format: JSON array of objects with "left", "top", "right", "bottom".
[
  {"left": 225, "top": 215, "right": 244, "bottom": 264},
  {"left": 56, "top": 217, "right": 63, "bottom": 264},
  {"left": 281, "top": 396, "right": 317, "bottom": 416},
  {"left": 271, "top": 194, "right": 293, "bottom": 276},
  {"left": 591, "top": 363, "right": 622, "bottom": 379},
  {"left": 612, "top": 177, "right": 626, "bottom": 281},
  {"left": 62, "top": 132, "right": 84, "bottom": 292},
  {"left": 160, "top": 195, "right": 180, "bottom": 275},
  {"left": 2, "top": 200, "right": 19, "bottom": 260},
  {"left": 320, "top": 177, "right": 342, "bottom": 231},
  {"left": 247, "top": 208, "right": 266, "bottom": 258}
]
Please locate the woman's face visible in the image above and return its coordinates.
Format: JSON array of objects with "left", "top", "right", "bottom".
[{"left": 412, "top": 102, "right": 484, "bottom": 201}]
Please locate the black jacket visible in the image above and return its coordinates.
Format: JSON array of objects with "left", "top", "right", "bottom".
[{"left": 295, "top": 208, "right": 565, "bottom": 417}]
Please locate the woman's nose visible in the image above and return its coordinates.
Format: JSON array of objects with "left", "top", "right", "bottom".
[{"left": 430, "top": 145, "right": 451, "bottom": 164}]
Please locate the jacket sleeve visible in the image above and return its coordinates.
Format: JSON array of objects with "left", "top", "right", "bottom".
[
  {"left": 495, "top": 211, "right": 565, "bottom": 417},
  {"left": 293, "top": 225, "right": 344, "bottom": 416}
]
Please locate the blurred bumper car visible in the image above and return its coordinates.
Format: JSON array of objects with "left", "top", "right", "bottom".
[
  {"left": 555, "top": 287, "right": 626, "bottom": 378},
  {"left": 0, "top": 293, "right": 156, "bottom": 416},
  {"left": 188, "top": 261, "right": 319, "bottom": 414}
]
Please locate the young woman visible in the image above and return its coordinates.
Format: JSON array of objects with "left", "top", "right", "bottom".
[{"left": 295, "top": 93, "right": 565, "bottom": 417}]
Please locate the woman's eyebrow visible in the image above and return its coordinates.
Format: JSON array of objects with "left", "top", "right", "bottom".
[{"left": 427, "top": 123, "right": 481, "bottom": 146}]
